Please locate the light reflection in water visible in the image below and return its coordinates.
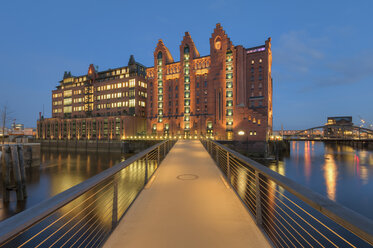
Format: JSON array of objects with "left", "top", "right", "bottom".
[
  {"left": 264, "top": 141, "right": 373, "bottom": 220},
  {"left": 0, "top": 150, "right": 128, "bottom": 222},
  {"left": 323, "top": 153, "right": 338, "bottom": 201},
  {"left": 304, "top": 141, "right": 311, "bottom": 182}
]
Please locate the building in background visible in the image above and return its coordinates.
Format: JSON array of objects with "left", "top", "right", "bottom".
[
  {"left": 147, "top": 23, "right": 272, "bottom": 141},
  {"left": 37, "top": 56, "right": 147, "bottom": 140},
  {"left": 11, "top": 123, "right": 24, "bottom": 130},
  {"left": 325, "top": 116, "right": 354, "bottom": 138},
  {"left": 38, "top": 23, "right": 272, "bottom": 141}
]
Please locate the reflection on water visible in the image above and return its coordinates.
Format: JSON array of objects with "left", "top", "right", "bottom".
[
  {"left": 0, "top": 150, "right": 128, "bottom": 222},
  {"left": 323, "top": 154, "right": 337, "bottom": 201},
  {"left": 265, "top": 141, "right": 373, "bottom": 220}
]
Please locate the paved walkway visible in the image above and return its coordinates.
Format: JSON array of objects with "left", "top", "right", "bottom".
[{"left": 104, "top": 140, "right": 270, "bottom": 248}]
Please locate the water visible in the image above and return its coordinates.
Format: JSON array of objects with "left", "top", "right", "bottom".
[
  {"left": 2, "top": 141, "right": 373, "bottom": 224},
  {"left": 0, "top": 150, "right": 128, "bottom": 222},
  {"left": 266, "top": 141, "right": 373, "bottom": 221}
]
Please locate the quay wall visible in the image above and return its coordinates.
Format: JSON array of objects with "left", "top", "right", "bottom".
[{"left": 36, "top": 139, "right": 161, "bottom": 153}]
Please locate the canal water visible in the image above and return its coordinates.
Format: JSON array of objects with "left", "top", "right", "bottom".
[
  {"left": 265, "top": 141, "right": 373, "bottom": 221},
  {"left": 1, "top": 141, "right": 373, "bottom": 224},
  {"left": 0, "top": 150, "right": 128, "bottom": 222}
]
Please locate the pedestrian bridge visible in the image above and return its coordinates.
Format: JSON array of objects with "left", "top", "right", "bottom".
[{"left": 0, "top": 140, "right": 372, "bottom": 247}]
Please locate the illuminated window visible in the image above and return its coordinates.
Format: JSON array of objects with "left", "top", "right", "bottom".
[
  {"left": 259, "top": 59, "right": 262, "bottom": 63},
  {"left": 64, "top": 90, "right": 72, "bottom": 97},
  {"left": 64, "top": 98, "right": 72, "bottom": 105},
  {"left": 251, "top": 60, "right": 254, "bottom": 64},
  {"left": 64, "top": 106, "right": 72, "bottom": 113}
]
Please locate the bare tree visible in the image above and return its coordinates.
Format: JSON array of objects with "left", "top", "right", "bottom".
[{"left": 0, "top": 105, "right": 12, "bottom": 144}]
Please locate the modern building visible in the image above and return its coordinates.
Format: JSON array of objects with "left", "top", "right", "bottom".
[
  {"left": 38, "top": 23, "right": 273, "bottom": 141},
  {"left": 325, "top": 116, "right": 354, "bottom": 138}
]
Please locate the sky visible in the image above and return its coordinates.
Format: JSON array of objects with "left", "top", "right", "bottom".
[{"left": 0, "top": 0, "right": 372, "bottom": 130}]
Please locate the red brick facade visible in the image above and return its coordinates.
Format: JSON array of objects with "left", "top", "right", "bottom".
[
  {"left": 38, "top": 23, "right": 272, "bottom": 141},
  {"left": 146, "top": 24, "right": 272, "bottom": 141}
]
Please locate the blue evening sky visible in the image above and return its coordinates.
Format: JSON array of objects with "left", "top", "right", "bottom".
[{"left": 0, "top": 0, "right": 372, "bottom": 130}]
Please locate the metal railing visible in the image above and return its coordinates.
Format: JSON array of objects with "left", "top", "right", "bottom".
[
  {"left": 0, "top": 139, "right": 176, "bottom": 248},
  {"left": 201, "top": 139, "right": 373, "bottom": 248}
]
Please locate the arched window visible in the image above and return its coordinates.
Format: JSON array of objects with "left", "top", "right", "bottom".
[
  {"left": 184, "top": 45, "right": 189, "bottom": 54},
  {"left": 157, "top": 52, "right": 162, "bottom": 59}
]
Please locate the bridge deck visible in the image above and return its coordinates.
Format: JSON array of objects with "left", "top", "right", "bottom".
[{"left": 104, "top": 140, "right": 270, "bottom": 248}]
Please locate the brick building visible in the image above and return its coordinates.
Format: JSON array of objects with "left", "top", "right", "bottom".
[
  {"left": 37, "top": 56, "right": 147, "bottom": 140},
  {"left": 38, "top": 23, "right": 272, "bottom": 141},
  {"left": 146, "top": 23, "right": 272, "bottom": 141}
]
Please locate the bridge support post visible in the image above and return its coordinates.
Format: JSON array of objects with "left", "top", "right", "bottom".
[
  {"left": 112, "top": 179, "right": 118, "bottom": 230},
  {"left": 255, "top": 171, "right": 263, "bottom": 226},
  {"left": 227, "top": 152, "right": 230, "bottom": 183}
]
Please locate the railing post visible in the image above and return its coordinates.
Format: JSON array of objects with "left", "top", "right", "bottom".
[
  {"left": 215, "top": 146, "right": 219, "bottom": 164},
  {"left": 157, "top": 146, "right": 160, "bottom": 165},
  {"left": 163, "top": 142, "right": 166, "bottom": 158},
  {"left": 145, "top": 154, "right": 148, "bottom": 185},
  {"left": 112, "top": 179, "right": 118, "bottom": 230},
  {"left": 227, "top": 152, "right": 230, "bottom": 182},
  {"left": 255, "top": 171, "right": 263, "bottom": 226}
]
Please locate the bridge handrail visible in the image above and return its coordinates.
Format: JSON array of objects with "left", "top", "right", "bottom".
[
  {"left": 0, "top": 139, "right": 175, "bottom": 247},
  {"left": 202, "top": 139, "right": 373, "bottom": 247},
  {"left": 292, "top": 124, "right": 373, "bottom": 136}
]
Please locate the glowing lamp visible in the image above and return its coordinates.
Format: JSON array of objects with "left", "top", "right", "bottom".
[{"left": 238, "top": 131, "right": 245, "bottom": 136}]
